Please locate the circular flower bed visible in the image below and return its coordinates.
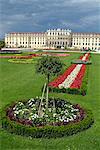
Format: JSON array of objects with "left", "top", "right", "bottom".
[
  {"left": 1, "top": 97, "right": 94, "bottom": 138},
  {"left": 8, "top": 59, "right": 36, "bottom": 64},
  {"left": 7, "top": 98, "right": 85, "bottom": 126}
]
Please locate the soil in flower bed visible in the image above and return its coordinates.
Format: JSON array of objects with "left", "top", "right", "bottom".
[{"left": 6, "top": 97, "right": 85, "bottom": 127}]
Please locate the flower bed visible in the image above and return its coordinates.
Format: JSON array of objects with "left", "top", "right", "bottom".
[
  {"left": 0, "top": 55, "right": 32, "bottom": 59},
  {"left": 49, "top": 53, "right": 90, "bottom": 95},
  {"left": 1, "top": 97, "right": 94, "bottom": 138},
  {"left": 42, "top": 52, "right": 70, "bottom": 57},
  {"left": 8, "top": 58, "right": 36, "bottom": 64},
  {"left": 71, "top": 60, "right": 92, "bottom": 65},
  {"left": 0, "top": 50, "right": 22, "bottom": 54}
]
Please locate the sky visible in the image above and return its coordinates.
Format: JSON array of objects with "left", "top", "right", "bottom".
[{"left": 0, "top": 0, "right": 100, "bottom": 38}]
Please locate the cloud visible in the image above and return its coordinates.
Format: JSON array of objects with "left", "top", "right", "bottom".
[
  {"left": 9, "top": 0, "right": 36, "bottom": 4},
  {"left": 81, "top": 14, "right": 100, "bottom": 27},
  {"left": 0, "top": 0, "right": 100, "bottom": 38}
]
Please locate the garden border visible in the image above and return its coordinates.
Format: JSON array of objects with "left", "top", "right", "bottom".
[
  {"left": 1, "top": 99, "right": 94, "bottom": 138},
  {"left": 49, "top": 65, "right": 89, "bottom": 96}
]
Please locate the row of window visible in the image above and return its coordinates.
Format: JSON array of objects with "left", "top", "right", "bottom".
[
  {"left": 73, "top": 38, "right": 100, "bottom": 40},
  {"left": 7, "top": 42, "right": 45, "bottom": 45},
  {"left": 83, "top": 47, "right": 99, "bottom": 50},
  {"left": 48, "top": 32, "right": 69, "bottom": 35},
  {"left": 49, "top": 41, "right": 68, "bottom": 45},
  {"left": 73, "top": 34, "right": 100, "bottom": 37},
  {"left": 6, "top": 35, "right": 45, "bottom": 37},
  {"left": 6, "top": 38, "right": 45, "bottom": 41},
  {"left": 73, "top": 43, "right": 100, "bottom": 46},
  {"left": 48, "top": 37, "right": 68, "bottom": 40},
  {"left": 73, "top": 39, "right": 100, "bottom": 42}
]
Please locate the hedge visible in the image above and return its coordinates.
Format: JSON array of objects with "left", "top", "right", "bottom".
[{"left": 1, "top": 102, "right": 94, "bottom": 138}]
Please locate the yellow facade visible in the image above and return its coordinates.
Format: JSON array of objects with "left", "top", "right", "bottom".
[{"left": 5, "top": 29, "right": 100, "bottom": 50}]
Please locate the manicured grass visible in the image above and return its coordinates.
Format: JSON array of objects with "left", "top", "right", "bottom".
[{"left": 0, "top": 53, "right": 100, "bottom": 150}]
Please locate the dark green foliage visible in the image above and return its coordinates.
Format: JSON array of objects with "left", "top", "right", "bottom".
[
  {"left": 0, "top": 40, "right": 5, "bottom": 49},
  {"left": 36, "top": 56, "right": 63, "bottom": 83}
]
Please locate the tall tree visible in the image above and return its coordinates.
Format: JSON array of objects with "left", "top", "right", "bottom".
[
  {"left": 36, "top": 55, "right": 63, "bottom": 116},
  {"left": 0, "top": 40, "right": 5, "bottom": 49}
]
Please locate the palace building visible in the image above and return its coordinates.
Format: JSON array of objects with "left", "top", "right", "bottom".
[
  {"left": 72, "top": 32, "right": 100, "bottom": 51},
  {"left": 5, "top": 29, "right": 100, "bottom": 50}
]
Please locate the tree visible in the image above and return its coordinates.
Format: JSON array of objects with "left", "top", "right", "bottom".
[
  {"left": 0, "top": 40, "right": 5, "bottom": 49},
  {"left": 36, "top": 55, "right": 63, "bottom": 116}
]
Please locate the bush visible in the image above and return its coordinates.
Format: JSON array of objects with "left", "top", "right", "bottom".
[{"left": 1, "top": 101, "right": 94, "bottom": 138}]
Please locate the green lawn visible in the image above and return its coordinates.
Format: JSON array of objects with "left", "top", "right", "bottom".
[{"left": 0, "top": 53, "right": 100, "bottom": 150}]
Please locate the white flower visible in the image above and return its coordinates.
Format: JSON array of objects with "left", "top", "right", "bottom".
[
  {"left": 42, "top": 107, "right": 45, "bottom": 111},
  {"left": 58, "top": 84, "right": 64, "bottom": 89},
  {"left": 73, "top": 115, "right": 77, "bottom": 119},
  {"left": 45, "top": 115, "right": 48, "bottom": 118},
  {"left": 66, "top": 118, "right": 69, "bottom": 122},
  {"left": 48, "top": 108, "right": 52, "bottom": 112},
  {"left": 53, "top": 113, "right": 56, "bottom": 117},
  {"left": 14, "top": 111, "right": 19, "bottom": 114}
]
